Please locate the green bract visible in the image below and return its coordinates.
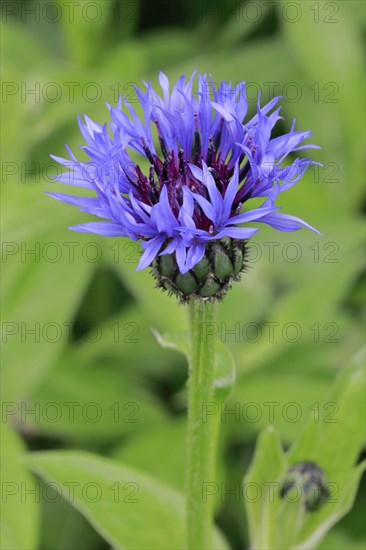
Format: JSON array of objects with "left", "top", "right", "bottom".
[{"left": 151, "top": 238, "right": 248, "bottom": 301}]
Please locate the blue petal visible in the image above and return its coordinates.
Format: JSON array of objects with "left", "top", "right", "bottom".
[
  {"left": 222, "top": 162, "right": 239, "bottom": 221},
  {"left": 192, "top": 193, "right": 216, "bottom": 223},
  {"left": 136, "top": 234, "right": 166, "bottom": 271},
  {"left": 210, "top": 101, "right": 234, "bottom": 122},
  {"left": 69, "top": 222, "right": 127, "bottom": 236},
  {"left": 159, "top": 239, "right": 178, "bottom": 256},
  {"left": 151, "top": 186, "right": 177, "bottom": 234},
  {"left": 228, "top": 206, "right": 276, "bottom": 225},
  {"left": 268, "top": 130, "right": 312, "bottom": 157},
  {"left": 179, "top": 188, "right": 196, "bottom": 230},
  {"left": 259, "top": 212, "right": 321, "bottom": 234},
  {"left": 204, "top": 166, "right": 223, "bottom": 218},
  {"left": 215, "top": 227, "right": 259, "bottom": 239},
  {"left": 184, "top": 242, "right": 206, "bottom": 272},
  {"left": 46, "top": 192, "right": 100, "bottom": 209},
  {"left": 175, "top": 240, "right": 188, "bottom": 273},
  {"left": 188, "top": 163, "right": 203, "bottom": 181},
  {"left": 159, "top": 71, "right": 170, "bottom": 105}
]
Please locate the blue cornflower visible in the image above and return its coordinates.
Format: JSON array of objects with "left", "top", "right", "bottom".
[{"left": 49, "top": 71, "right": 320, "bottom": 297}]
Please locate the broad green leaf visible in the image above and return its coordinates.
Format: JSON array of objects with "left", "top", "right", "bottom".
[
  {"left": 0, "top": 424, "right": 40, "bottom": 550},
  {"left": 111, "top": 418, "right": 187, "bottom": 491},
  {"left": 278, "top": 0, "right": 364, "bottom": 205},
  {"left": 58, "top": 0, "right": 113, "bottom": 65},
  {"left": 53, "top": 306, "right": 186, "bottom": 380},
  {"left": 28, "top": 451, "right": 228, "bottom": 549},
  {"left": 230, "top": 351, "right": 334, "bottom": 442},
  {"left": 1, "top": 20, "right": 53, "bottom": 162},
  {"left": 289, "top": 349, "right": 366, "bottom": 474},
  {"left": 1, "top": 185, "right": 96, "bottom": 402},
  {"left": 28, "top": 451, "right": 184, "bottom": 549},
  {"left": 111, "top": 417, "right": 227, "bottom": 516},
  {"left": 233, "top": 218, "right": 364, "bottom": 377},
  {"left": 318, "top": 526, "right": 366, "bottom": 550},
  {"left": 29, "top": 336, "right": 166, "bottom": 442},
  {"left": 39, "top": 481, "right": 104, "bottom": 550}
]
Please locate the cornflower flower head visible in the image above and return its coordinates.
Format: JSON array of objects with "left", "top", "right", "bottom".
[{"left": 49, "top": 71, "right": 321, "bottom": 300}]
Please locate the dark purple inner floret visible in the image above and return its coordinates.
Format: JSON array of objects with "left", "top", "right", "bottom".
[{"left": 130, "top": 116, "right": 245, "bottom": 233}]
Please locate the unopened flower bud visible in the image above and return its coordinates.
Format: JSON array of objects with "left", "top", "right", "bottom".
[
  {"left": 151, "top": 238, "right": 248, "bottom": 302},
  {"left": 280, "top": 461, "right": 330, "bottom": 512}
]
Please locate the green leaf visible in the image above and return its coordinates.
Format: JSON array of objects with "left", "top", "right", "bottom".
[
  {"left": 213, "top": 343, "right": 236, "bottom": 403},
  {"left": 278, "top": 0, "right": 364, "bottom": 205},
  {"left": 244, "top": 426, "right": 287, "bottom": 549},
  {"left": 289, "top": 349, "right": 366, "bottom": 473},
  {"left": 232, "top": 217, "right": 364, "bottom": 380},
  {"left": 27, "top": 451, "right": 228, "bottom": 549},
  {"left": 111, "top": 418, "right": 227, "bottom": 516},
  {"left": 1, "top": 185, "right": 96, "bottom": 402},
  {"left": 29, "top": 336, "right": 166, "bottom": 443},
  {"left": 245, "top": 351, "right": 366, "bottom": 549},
  {"left": 111, "top": 418, "right": 187, "bottom": 491},
  {"left": 39, "top": 481, "right": 104, "bottom": 550},
  {"left": 216, "top": 0, "right": 271, "bottom": 47},
  {"left": 58, "top": 0, "right": 113, "bottom": 65},
  {"left": 294, "top": 462, "right": 365, "bottom": 550},
  {"left": 288, "top": 350, "right": 366, "bottom": 549},
  {"left": 110, "top": 257, "right": 186, "bottom": 333},
  {"left": 151, "top": 328, "right": 190, "bottom": 356},
  {"left": 153, "top": 329, "right": 236, "bottom": 403},
  {"left": 0, "top": 424, "right": 40, "bottom": 550},
  {"left": 1, "top": 20, "right": 54, "bottom": 162},
  {"left": 230, "top": 350, "right": 333, "bottom": 442},
  {"left": 318, "top": 526, "right": 366, "bottom": 550},
  {"left": 62, "top": 306, "right": 185, "bottom": 379}
]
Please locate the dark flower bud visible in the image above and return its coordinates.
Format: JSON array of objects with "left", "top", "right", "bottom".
[{"left": 280, "top": 461, "right": 330, "bottom": 512}]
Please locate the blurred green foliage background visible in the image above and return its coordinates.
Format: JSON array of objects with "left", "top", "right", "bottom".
[{"left": 1, "top": 0, "right": 365, "bottom": 548}]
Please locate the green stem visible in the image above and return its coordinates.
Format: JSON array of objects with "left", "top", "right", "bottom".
[{"left": 186, "top": 298, "right": 220, "bottom": 549}]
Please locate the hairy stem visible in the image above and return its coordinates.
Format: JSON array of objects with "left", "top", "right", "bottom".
[{"left": 186, "top": 299, "right": 219, "bottom": 548}]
